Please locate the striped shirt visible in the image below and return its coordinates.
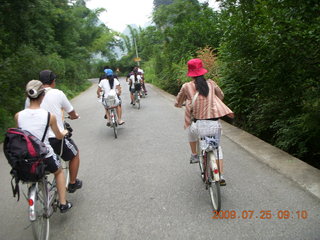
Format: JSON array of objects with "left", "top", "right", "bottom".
[{"left": 175, "top": 79, "right": 234, "bottom": 128}]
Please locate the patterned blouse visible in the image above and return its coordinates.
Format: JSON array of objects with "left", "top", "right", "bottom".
[{"left": 175, "top": 79, "right": 234, "bottom": 129}]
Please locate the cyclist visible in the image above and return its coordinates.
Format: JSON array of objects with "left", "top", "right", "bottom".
[
  {"left": 17, "top": 80, "right": 72, "bottom": 212},
  {"left": 26, "top": 70, "right": 83, "bottom": 193},
  {"left": 137, "top": 66, "right": 147, "bottom": 95},
  {"left": 128, "top": 68, "right": 142, "bottom": 105},
  {"left": 174, "top": 58, "right": 234, "bottom": 186},
  {"left": 97, "top": 69, "right": 125, "bottom": 125}
]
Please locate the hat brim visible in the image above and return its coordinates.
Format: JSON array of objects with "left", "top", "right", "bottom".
[{"left": 187, "top": 68, "right": 208, "bottom": 77}]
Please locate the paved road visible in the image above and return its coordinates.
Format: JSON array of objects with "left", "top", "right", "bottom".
[{"left": 0, "top": 78, "right": 319, "bottom": 240}]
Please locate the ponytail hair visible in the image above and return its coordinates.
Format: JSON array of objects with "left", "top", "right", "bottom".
[
  {"left": 107, "top": 75, "right": 115, "bottom": 89},
  {"left": 194, "top": 75, "right": 209, "bottom": 97}
]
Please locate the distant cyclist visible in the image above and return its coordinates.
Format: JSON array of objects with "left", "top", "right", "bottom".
[
  {"left": 128, "top": 68, "right": 142, "bottom": 105},
  {"left": 137, "top": 66, "right": 147, "bottom": 95},
  {"left": 175, "top": 58, "right": 234, "bottom": 186},
  {"left": 97, "top": 69, "right": 125, "bottom": 125},
  {"left": 26, "top": 70, "right": 83, "bottom": 193},
  {"left": 18, "top": 80, "right": 72, "bottom": 212}
]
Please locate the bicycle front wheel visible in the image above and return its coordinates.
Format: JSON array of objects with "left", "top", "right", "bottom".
[
  {"left": 113, "top": 124, "right": 118, "bottom": 138},
  {"left": 32, "top": 183, "right": 50, "bottom": 240},
  {"left": 207, "top": 152, "right": 221, "bottom": 211}
]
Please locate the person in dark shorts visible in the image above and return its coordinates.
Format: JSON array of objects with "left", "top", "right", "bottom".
[{"left": 35, "top": 70, "right": 82, "bottom": 193}]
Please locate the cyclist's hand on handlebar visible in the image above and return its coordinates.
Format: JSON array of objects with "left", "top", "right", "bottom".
[
  {"left": 68, "top": 113, "right": 80, "bottom": 120},
  {"left": 62, "top": 129, "right": 68, "bottom": 137}
]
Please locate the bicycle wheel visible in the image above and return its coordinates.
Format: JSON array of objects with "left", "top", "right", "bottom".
[
  {"left": 207, "top": 152, "right": 221, "bottom": 211},
  {"left": 32, "top": 182, "right": 50, "bottom": 240},
  {"left": 113, "top": 123, "right": 118, "bottom": 138},
  {"left": 137, "top": 98, "right": 140, "bottom": 109},
  {"left": 198, "top": 151, "right": 205, "bottom": 182},
  {"left": 112, "top": 110, "right": 118, "bottom": 139}
]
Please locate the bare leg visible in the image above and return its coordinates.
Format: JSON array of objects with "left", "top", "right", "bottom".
[
  {"left": 54, "top": 168, "right": 66, "bottom": 204},
  {"left": 116, "top": 106, "right": 123, "bottom": 123},
  {"left": 69, "top": 152, "right": 80, "bottom": 184},
  {"left": 189, "top": 141, "right": 197, "bottom": 155},
  {"left": 219, "top": 159, "right": 224, "bottom": 174},
  {"left": 105, "top": 109, "right": 111, "bottom": 123}
]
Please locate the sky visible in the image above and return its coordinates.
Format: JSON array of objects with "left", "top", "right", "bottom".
[{"left": 86, "top": 0, "right": 219, "bottom": 33}]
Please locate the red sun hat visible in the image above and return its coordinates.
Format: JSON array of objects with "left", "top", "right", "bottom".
[{"left": 187, "top": 58, "right": 208, "bottom": 77}]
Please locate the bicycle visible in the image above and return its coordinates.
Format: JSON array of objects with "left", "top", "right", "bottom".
[
  {"left": 28, "top": 171, "right": 58, "bottom": 240},
  {"left": 133, "top": 89, "right": 141, "bottom": 109},
  {"left": 106, "top": 106, "right": 118, "bottom": 139},
  {"left": 28, "top": 121, "right": 72, "bottom": 240},
  {"left": 195, "top": 120, "right": 222, "bottom": 211}
]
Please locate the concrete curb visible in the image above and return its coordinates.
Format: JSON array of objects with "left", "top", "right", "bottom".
[{"left": 148, "top": 83, "right": 320, "bottom": 200}]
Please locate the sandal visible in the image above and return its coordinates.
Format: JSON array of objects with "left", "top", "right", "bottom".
[{"left": 118, "top": 121, "right": 125, "bottom": 125}]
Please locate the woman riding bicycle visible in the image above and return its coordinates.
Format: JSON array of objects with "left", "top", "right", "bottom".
[
  {"left": 97, "top": 69, "right": 125, "bottom": 126},
  {"left": 128, "top": 68, "right": 142, "bottom": 105},
  {"left": 15, "top": 80, "right": 72, "bottom": 212},
  {"left": 174, "top": 58, "right": 234, "bottom": 186}
]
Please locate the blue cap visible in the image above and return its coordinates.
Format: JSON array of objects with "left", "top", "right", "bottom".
[{"left": 104, "top": 69, "right": 113, "bottom": 76}]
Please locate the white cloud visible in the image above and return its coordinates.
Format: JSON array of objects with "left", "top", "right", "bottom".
[
  {"left": 86, "top": 0, "right": 220, "bottom": 32},
  {"left": 86, "top": 0, "right": 153, "bottom": 32}
]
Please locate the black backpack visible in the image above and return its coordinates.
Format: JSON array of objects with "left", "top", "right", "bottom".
[{"left": 3, "top": 112, "right": 50, "bottom": 200}]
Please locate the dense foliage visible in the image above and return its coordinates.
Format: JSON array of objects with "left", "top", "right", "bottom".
[
  {"left": 116, "top": 0, "right": 319, "bottom": 167},
  {"left": 0, "top": 0, "right": 120, "bottom": 139}
]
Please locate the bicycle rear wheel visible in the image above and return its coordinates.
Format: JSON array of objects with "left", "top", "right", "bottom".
[
  {"left": 198, "top": 152, "right": 205, "bottom": 182},
  {"left": 32, "top": 183, "right": 50, "bottom": 240},
  {"left": 112, "top": 110, "right": 118, "bottom": 138},
  {"left": 137, "top": 98, "right": 140, "bottom": 109},
  {"left": 207, "top": 152, "right": 221, "bottom": 211}
]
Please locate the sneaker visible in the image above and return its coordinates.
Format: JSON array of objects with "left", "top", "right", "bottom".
[
  {"left": 220, "top": 177, "right": 226, "bottom": 186},
  {"left": 67, "top": 179, "right": 83, "bottom": 193},
  {"left": 59, "top": 201, "right": 72, "bottom": 213},
  {"left": 190, "top": 154, "right": 199, "bottom": 164}
]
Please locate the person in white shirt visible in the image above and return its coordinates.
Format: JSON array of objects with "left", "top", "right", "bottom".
[
  {"left": 30, "top": 70, "right": 83, "bottom": 193},
  {"left": 97, "top": 69, "right": 125, "bottom": 125},
  {"left": 129, "top": 68, "right": 142, "bottom": 105},
  {"left": 17, "top": 80, "right": 72, "bottom": 212},
  {"left": 137, "top": 67, "right": 147, "bottom": 95}
]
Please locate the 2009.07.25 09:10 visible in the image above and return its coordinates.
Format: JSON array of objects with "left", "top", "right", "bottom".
[{"left": 212, "top": 210, "right": 308, "bottom": 220}]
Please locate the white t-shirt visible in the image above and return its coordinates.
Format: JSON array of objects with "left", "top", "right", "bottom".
[
  {"left": 25, "top": 88, "right": 74, "bottom": 138},
  {"left": 137, "top": 68, "right": 144, "bottom": 75},
  {"left": 129, "top": 75, "right": 142, "bottom": 88},
  {"left": 18, "top": 108, "right": 54, "bottom": 158},
  {"left": 98, "top": 78, "right": 120, "bottom": 97}
]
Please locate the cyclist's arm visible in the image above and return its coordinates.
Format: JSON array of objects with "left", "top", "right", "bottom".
[
  {"left": 14, "top": 112, "right": 19, "bottom": 127},
  {"left": 213, "top": 81, "right": 224, "bottom": 100},
  {"left": 174, "top": 84, "right": 187, "bottom": 108},
  {"left": 50, "top": 113, "right": 67, "bottom": 139},
  {"left": 68, "top": 110, "right": 79, "bottom": 120},
  {"left": 97, "top": 86, "right": 102, "bottom": 98},
  {"left": 116, "top": 85, "right": 122, "bottom": 96}
]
